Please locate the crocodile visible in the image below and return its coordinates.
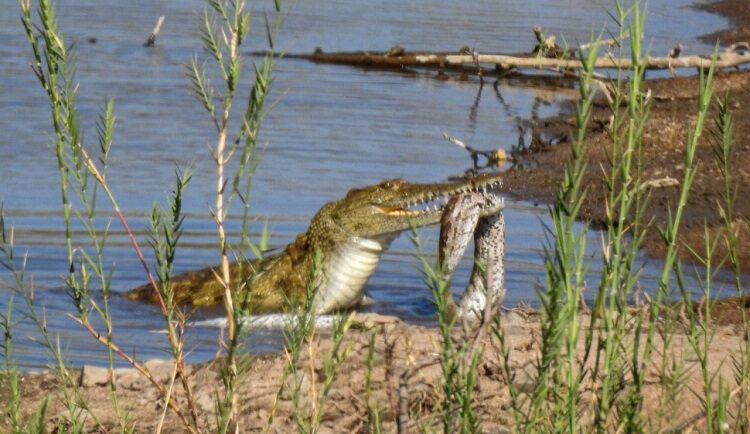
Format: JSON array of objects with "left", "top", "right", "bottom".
[{"left": 127, "top": 174, "right": 504, "bottom": 315}]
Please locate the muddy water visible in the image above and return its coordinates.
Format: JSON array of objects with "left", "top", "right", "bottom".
[{"left": 0, "top": 0, "right": 730, "bottom": 367}]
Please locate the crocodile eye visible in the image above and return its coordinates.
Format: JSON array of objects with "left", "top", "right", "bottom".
[{"left": 380, "top": 179, "right": 406, "bottom": 190}]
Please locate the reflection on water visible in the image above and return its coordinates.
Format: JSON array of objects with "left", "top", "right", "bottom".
[{"left": 0, "top": 0, "right": 732, "bottom": 367}]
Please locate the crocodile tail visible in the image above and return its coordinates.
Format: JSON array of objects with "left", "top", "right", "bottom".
[
  {"left": 124, "top": 264, "right": 226, "bottom": 306},
  {"left": 128, "top": 260, "right": 266, "bottom": 306},
  {"left": 125, "top": 280, "right": 163, "bottom": 304},
  {"left": 125, "top": 255, "right": 278, "bottom": 307}
]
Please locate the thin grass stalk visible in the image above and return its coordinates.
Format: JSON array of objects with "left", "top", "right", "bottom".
[
  {"left": 189, "top": 2, "right": 283, "bottom": 429},
  {"left": 410, "top": 230, "right": 461, "bottom": 432},
  {"left": 64, "top": 97, "right": 139, "bottom": 429},
  {"left": 0, "top": 294, "right": 23, "bottom": 432},
  {"left": 522, "top": 29, "right": 599, "bottom": 433},
  {"left": 65, "top": 312, "right": 197, "bottom": 431},
  {"left": 18, "top": 0, "right": 77, "bottom": 312},
  {"left": 712, "top": 92, "right": 750, "bottom": 431},
  {"left": 641, "top": 48, "right": 717, "bottom": 433},
  {"left": 0, "top": 212, "right": 23, "bottom": 431},
  {"left": 409, "top": 228, "right": 484, "bottom": 433},
  {"left": 457, "top": 351, "right": 480, "bottom": 433},
  {"left": 1, "top": 209, "right": 98, "bottom": 431},
  {"left": 89, "top": 99, "right": 131, "bottom": 429},
  {"left": 2, "top": 3, "right": 99, "bottom": 411},
  {"left": 263, "top": 249, "right": 320, "bottom": 432},
  {"left": 148, "top": 169, "right": 199, "bottom": 427},
  {"left": 582, "top": 7, "right": 641, "bottom": 432},
  {"left": 72, "top": 121, "right": 200, "bottom": 432},
  {"left": 309, "top": 313, "right": 354, "bottom": 433},
  {"left": 221, "top": 25, "right": 279, "bottom": 434},
  {"left": 19, "top": 1, "right": 201, "bottom": 430},
  {"left": 291, "top": 252, "right": 322, "bottom": 434},
  {"left": 680, "top": 227, "right": 726, "bottom": 432},
  {"left": 80, "top": 148, "right": 202, "bottom": 432},
  {"left": 365, "top": 329, "right": 383, "bottom": 434},
  {"left": 156, "top": 361, "right": 180, "bottom": 434},
  {"left": 492, "top": 315, "right": 525, "bottom": 430},
  {"left": 637, "top": 46, "right": 719, "bottom": 427},
  {"left": 586, "top": 2, "right": 653, "bottom": 430},
  {"left": 195, "top": 5, "right": 249, "bottom": 423}
]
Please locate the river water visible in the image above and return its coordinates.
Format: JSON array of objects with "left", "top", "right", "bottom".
[{"left": 0, "top": 0, "right": 733, "bottom": 368}]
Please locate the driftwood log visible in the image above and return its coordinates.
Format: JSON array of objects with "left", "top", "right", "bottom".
[
  {"left": 254, "top": 25, "right": 750, "bottom": 78},
  {"left": 275, "top": 43, "right": 750, "bottom": 74}
]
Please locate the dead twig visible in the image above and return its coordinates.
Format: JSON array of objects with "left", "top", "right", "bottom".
[
  {"left": 144, "top": 16, "right": 165, "bottom": 47},
  {"left": 442, "top": 132, "right": 506, "bottom": 169},
  {"left": 68, "top": 314, "right": 198, "bottom": 434},
  {"left": 156, "top": 360, "right": 180, "bottom": 434}
]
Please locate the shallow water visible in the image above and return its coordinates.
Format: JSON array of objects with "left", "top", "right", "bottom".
[{"left": 0, "top": 0, "right": 735, "bottom": 368}]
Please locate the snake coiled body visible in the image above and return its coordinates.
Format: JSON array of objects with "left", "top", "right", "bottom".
[{"left": 440, "top": 192, "right": 505, "bottom": 322}]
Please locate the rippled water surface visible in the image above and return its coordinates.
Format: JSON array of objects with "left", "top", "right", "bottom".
[{"left": 0, "top": 0, "right": 733, "bottom": 367}]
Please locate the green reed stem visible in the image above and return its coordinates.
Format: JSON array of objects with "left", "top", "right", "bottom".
[
  {"left": 523, "top": 29, "right": 599, "bottom": 434},
  {"left": 715, "top": 91, "right": 750, "bottom": 431},
  {"left": 639, "top": 47, "right": 719, "bottom": 413},
  {"left": 19, "top": 0, "right": 204, "bottom": 431},
  {"left": 189, "top": 2, "right": 283, "bottom": 429},
  {"left": 589, "top": 2, "right": 652, "bottom": 430}
]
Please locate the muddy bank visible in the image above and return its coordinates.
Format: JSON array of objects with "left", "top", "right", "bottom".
[
  {"left": 503, "top": 1, "right": 750, "bottom": 275},
  {"left": 2, "top": 311, "right": 745, "bottom": 433},
  {"left": 698, "top": 0, "right": 750, "bottom": 44},
  {"left": 504, "top": 70, "right": 750, "bottom": 270}
]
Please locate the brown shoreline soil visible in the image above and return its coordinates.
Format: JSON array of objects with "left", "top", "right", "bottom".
[
  {"left": 2, "top": 310, "right": 746, "bottom": 433},
  {"left": 698, "top": 0, "right": 750, "bottom": 44},
  {"left": 502, "top": 68, "right": 750, "bottom": 325},
  {"left": 503, "top": 69, "right": 750, "bottom": 271},
  {"left": 501, "top": 0, "right": 750, "bottom": 324}
]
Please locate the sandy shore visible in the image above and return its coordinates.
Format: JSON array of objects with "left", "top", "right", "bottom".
[{"left": 3, "top": 309, "right": 745, "bottom": 432}]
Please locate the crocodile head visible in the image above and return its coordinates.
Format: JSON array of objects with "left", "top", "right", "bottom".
[
  {"left": 313, "top": 173, "right": 505, "bottom": 243},
  {"left": 306, "top": 173, "right": 505, "bottom": 313}
]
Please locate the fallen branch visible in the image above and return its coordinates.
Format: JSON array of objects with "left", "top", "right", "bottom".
[{"left": 272, "top": 39, "right": 750, "bottom": 74}]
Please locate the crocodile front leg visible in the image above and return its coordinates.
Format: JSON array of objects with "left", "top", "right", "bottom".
[{"left": 439, "top": 192, "right": 505, "bottom": 323}]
